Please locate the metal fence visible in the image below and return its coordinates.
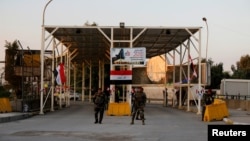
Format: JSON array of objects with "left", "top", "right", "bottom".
[{"left": 215, "top": 94, "right": 250, "bottom": 100}]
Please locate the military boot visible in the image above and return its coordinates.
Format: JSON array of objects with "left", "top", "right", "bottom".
[
  {"left": 142, "top": 120, "right": 145, "bottom": 125},
  {"left": 94, "top": 119, "right": 98, "bottom": 124},
  {"left": 140, "top": 112, "right": 145, "bottom": 125},
  {"left": 131, "top": 112, "right": 136, "bottom": 125},
  {"left": 130, "top": 121, "right": 134, "bottom": 125}
]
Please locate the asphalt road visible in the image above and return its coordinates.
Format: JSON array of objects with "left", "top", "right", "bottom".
[{"left": 0, "top": 101, "right": 225, "bottom": 141}]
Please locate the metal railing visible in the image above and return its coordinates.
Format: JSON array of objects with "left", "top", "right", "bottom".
[{"left": 215, "top": 94, "right": 250, "bottom": 100}]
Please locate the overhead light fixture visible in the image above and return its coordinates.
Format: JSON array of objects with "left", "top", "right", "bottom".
[
  {"left": 120, "top": 22, "right": 125, "bottom": 28},
  {"left": 76, "top": 29, "right": 81, "bottom": 34},
  {"left": 166, "top": 29, "right": 171, "bottom": 35},
  {"left": 202, "top": 17, "right": 207, "bottom": 22}
]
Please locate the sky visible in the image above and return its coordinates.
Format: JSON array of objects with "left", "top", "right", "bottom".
[{"left": 0, "top": 0, "right": 250, "bottom": 73}]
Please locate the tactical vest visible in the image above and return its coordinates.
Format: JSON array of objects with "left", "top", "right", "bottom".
[
  {"left": 94, "top": 93, "right": 105, "bottom": 106},
  {"left": 134, "top": 92, "right": 146, "bottom": 107}
]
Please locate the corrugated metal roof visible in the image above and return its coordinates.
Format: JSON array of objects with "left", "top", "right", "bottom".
[{"left": 45, "top": 26, "right": 200, "bottom": 65}]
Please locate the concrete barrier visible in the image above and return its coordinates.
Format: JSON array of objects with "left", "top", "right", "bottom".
[
  {"left": 107, "top": 102, "right": 131, "bottom": 116},
  {"left": 0, "top": 98, "right": 12, "bottom": 113},
  {"left": 224, "top": 99, "right": 250, "bottom": 111},
  {"left": 203, "top": 99, "right": 229, "bottom": 122}
]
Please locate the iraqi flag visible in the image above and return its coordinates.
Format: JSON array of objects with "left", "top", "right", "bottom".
[
  {"left": 110, "top": 70, "right": 132, "bottom": 84},
  {"left": 54, "top": 63, "right": 66, "bottom": 85}
]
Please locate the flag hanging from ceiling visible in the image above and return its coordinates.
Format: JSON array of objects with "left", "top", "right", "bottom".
[
  {"left": 55, "top": 63, "right": 66, "bottom": 85},
  {"left": 188, "top": 55, "right": 197, "bottom": 78}
]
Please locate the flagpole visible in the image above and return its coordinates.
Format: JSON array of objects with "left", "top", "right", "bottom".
[
  {"left": 197, "top": 27, "right": 202, "bottom": 115},
  {"left": 201, "top": 17, "right": 209, "bottom": 115}
]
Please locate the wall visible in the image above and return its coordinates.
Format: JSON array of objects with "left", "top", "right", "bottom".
[{"left": 224, "top": 99, "right": 250, "bottom": 111}]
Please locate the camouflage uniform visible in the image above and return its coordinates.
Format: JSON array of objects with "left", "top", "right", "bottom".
[
  {"left": 92, "top": 88, "right": 106, "bottom": 124},
  {"left": 130, "top": 88, "right": 147, "bottom": 125}
]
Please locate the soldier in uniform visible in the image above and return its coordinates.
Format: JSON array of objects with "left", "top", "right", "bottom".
[
  {"left": 130, "top": 87, "right": 147, "bottom": 125},
  {"left": 201, "top": 90, "right": 214, "bottom": 121},
  {"left": 92, "top": 88, "right": 106, "bottom": 124},
  {"left": 131, "top": 87, "right": 136, "bottom": 115}
]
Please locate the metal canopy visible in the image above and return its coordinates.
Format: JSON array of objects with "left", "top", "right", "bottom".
[
  {"left": 40, "top": 25, "right": 203, "bottom": 115},
  {"left": 45, "top": 26, "right": 200, "bottom": 65}
]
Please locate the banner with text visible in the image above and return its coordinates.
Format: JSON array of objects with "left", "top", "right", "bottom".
[{"left": 110, "top": 47, "right": 146, "bottom": 66}]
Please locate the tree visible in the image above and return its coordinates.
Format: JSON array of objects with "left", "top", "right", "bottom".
[
  {"left": 0, "top": 86, "right": 11, "bottom": 98},
  {"left": 222, "top": 71, "right": 231, "bottom": 79},
  {"left": 210, "top": 62, "right": 224, "bottom": 89},
  {"left": 201, "top": 58, "right": 226, "bottom": 89},
  {"left": 231, "top": 54, "right": 250, "bottom": 79},
  {"left": 4, "top": 40, "right": 20, "bottom": 90}
]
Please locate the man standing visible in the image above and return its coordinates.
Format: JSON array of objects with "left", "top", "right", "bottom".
[
  {"left": 92, "top": 88, "right": 106, "bottom": 124},
  {"left": 130, "top": 87, "right": 147, "bottom": 125},
  {"left": 131, "top": 87, "right": 135, "bottom": 115}
]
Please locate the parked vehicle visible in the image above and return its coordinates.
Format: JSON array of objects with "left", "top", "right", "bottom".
[
  {"left": 69, "top": 90, "right": 80, "bottom": 100},
  {"left": 220, "top": 79, "right": 250, "bottom": 99},
  {"left": 53, "top": 93, "right": 66, "bottom": 106}
]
